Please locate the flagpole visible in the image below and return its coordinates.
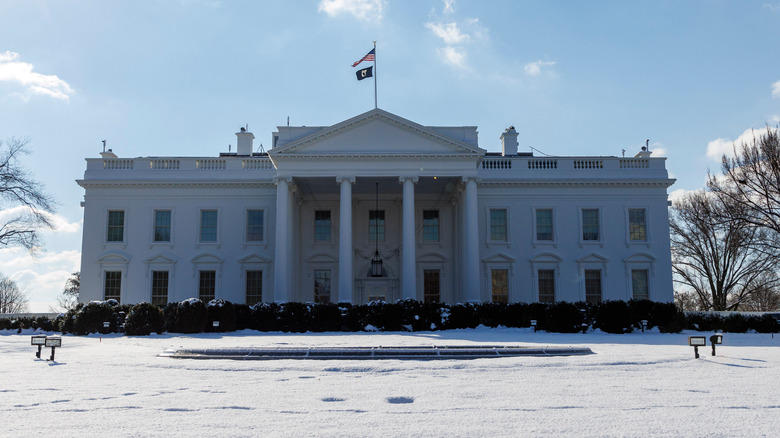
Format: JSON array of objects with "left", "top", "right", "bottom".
[{"left": 373, "top": 41, "right": 377, "bottom": 109}]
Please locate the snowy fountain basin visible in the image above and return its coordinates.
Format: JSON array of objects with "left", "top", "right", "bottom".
[{"left": 159, "top": 344, "right": 594, "bottom": 360}]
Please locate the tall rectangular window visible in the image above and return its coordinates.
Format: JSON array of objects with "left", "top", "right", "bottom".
[
  {"left": 491, "top": 269, "right": 509, "bottom": 304},
  {"left": 154, "top": 210, "right": 171, "bottom": 242},
  {"left": 423, "top": 269, "right": 441, "bottom": 303},
  {"left": 582, "top": 209, "right": 600, "bottom": 241},
  {"left": 151, "top": 271, "right": 169, "bottom": 306},
  {"left": 314, "top": 270, "right": 331, "bottom": 304},
  {"left": 107, "top": 210, "right": 124, "bottom": 242},
  {"left": 423, "top": 210, "right": 440, "bottom": 242},
  {"left": 246, "top": 210, "right": 263, "bottom": 242},
  {"left": 632, "top": 269, "right": 649, "bottom": 300},
  {"left": 246, "top": 270, "right": 263, "bottom": 306},
  {"left": 629, "top": 209, "right": 647, "bottom": 241},
  {"left": 585, "top": 270, "right": 602, "bottom": 304},
  {"left": 198, "top": 270, "right": 216, "bottom": 302},
  {"left": 490, "top": 209, "right": 507, "bottom": 241},
  {"left": 104, "top": 271, "right": 121, "bottom": 301},
  {"left": 369, "top": 210, "right": 385, "bottom": 242},
  {"left": 200, "top": 210, "right": 218, "bottom": 242},
  {"left": 536, "top": 209, "right": 553, "bottom": 241},
  {"left": 538, "top": 269, "right": 555, "bottom": 303},
  {"left": 314, "top": 210, "right": 331, "bottom": 242}
]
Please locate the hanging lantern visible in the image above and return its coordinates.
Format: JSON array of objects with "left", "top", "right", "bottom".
[{"left": 371, "top": 250, "right": 383, "bottom": 277}]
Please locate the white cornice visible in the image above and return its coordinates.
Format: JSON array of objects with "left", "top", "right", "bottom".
[
  {"left": 479, "top": 179, "right": 676, "bottom": 188},
  {"left": 272, "top": 153, "right": 482, "bottom": 160},
  {"left": 76, "top": 180, "right": 274, "bottom": 189}
]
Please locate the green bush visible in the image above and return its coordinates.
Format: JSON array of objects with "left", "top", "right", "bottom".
[
  {"left": 72, "top": 301, "right": 118, "bottom": 335},
  {"left": 162, "top": 302, "right": 178, "bottom": 332},
  {"left": 206, "top": 299, "right": 236, "bottom": 332},
  {"left": 174, "top": 299, "right": 208, "bottom": 333},
  {"left": 652, "top": 302, "right": 685, "bottom": 333},
  {"left": 723, "top": 313, "right": 749, "bottom": 333},
  {"left": 234, "top": 304, "right": 252, "bottom": 330},
  {"left": 251, "top": 302, "right": 280, "bottom": 331},
  {"left": 752, "top": 314, "right": 779, "bottom": 333},
  {"left": 125, "top": 302, "right": 165, "bottom": 335},
  {"left": 593, "top": 301, "right": 633, "bottom": 334},
  {"left": 310, "top": 303, "right": 343, "bottom": 332},
  {"left": 444, "top": 303, "right": 479, "bottom": 329},
  {"left": 547, "top": 302, "right": 584, "bottom": 333},
  {"left": 365, "top": 301, "right": 405, "bottom": 331},
  {"left": 340, "top": 303, "right": 365, "bottom": 332},
  {"left": 279, "top": 302, "right": 311, "bottom": 332}
]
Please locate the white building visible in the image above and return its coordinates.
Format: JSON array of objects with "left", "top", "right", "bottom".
[{"left": 77, "top": 109, "right": 675, "bottom": 306}]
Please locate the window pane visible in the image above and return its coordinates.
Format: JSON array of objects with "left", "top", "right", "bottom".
[
  {"left": 314, "top": 210, "right": 331, "bottom": 242},
  {"left": 151, "top": 271, "right": 169, "bottom": 306},
  {"left": 491, "top": 269, "right": 508, "bottom": 304},
  {"left": 107, "top": 211, "right": 124, "bottom": 242},
  {"left": 154, "top": 210, "right": 171, "bottom": 242},
  {"left": 104, "top": 271, "right": 121, "bottom": 301},
  {"left": 246, "top": 270, "right": 263, "bottom": 306},
  {"left": 632, "top": 269, "right": 649, "bottom": 300},
  {"left": 369, "top": 210, "right": 385, "bottom": 242},
  {"left": 423, "top": 210, "right": 440, "bottom": 242},
  {"left": 629, "top": 209, "right": 647, "bottom": 241},
  {"left": 198, "top": 270, "right": 216, "bottom": 302},
  {"left": 585, "top": 270, "right": 602, "bottom": 304},
  {"left": 582, "top": 209, "right": 600, "bottom": 241},
  {"left": 424, "top": 269, "right": 440, "bottom": 303},
  {"left": 247, "top": 210, "right": 263, "bottom": 242},
  {"left": 538, "top": 269, "right": 555, "bottom": 303},
  {"left": 200, "top": 210, "right": 217, "bottom": 242},
  {"left": 314, "top": 270, "right": 331, "bottom": 304},
  {"left": 536, "top": 209, "right": 553, "bottom": 241},
  {"left": 490, "top": 209, "right": 507, "bottom": 241}
]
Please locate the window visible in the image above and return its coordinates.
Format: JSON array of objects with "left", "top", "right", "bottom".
[
  {"left": 246, "top": 210, "right": 263, "bottom": 242},
  {"left": 538, "top": 269, "right": 555, "bottom": 303},
  {"left": 582, "top": 209, "right": 600, "bottom": 241},
  {"left": 198, "top": 270, "right": 216, "bottom": 302},
  {"left": 423, "top": 269, "right": 440, "bottom": 303},
  {"left": 369, "top": 210, "right": 385, "bottom": 242},
  {"left": 104, "top": 271, "right": 122, "bottom": 301},
  {"left": 585, "top": 270, "right": 602, "bottom": 304},
  {"left": 491, "top": 269, "right": 508, "bottom": 304},
  {"left": 536, "top": 209, "right": 553, "bottom": 241},
  {"left": 629, "top": 209, "right": 647, "bottom": 241},
  {"left": 200, "top": 210, "right": 218, "bottom": 242},
  {"left": 107, "top": 210, "right": 124, "bottom": 242},
  {"left": 314, "top": 270, "right": 331, "bottom": 303},
  {"left": 246, "top": 270, "right": 263, "bottom": 305},
  {"left": 632, "top": 269, "right": 649, "bottom": 300},
  {"left": 151, "top": 271, "right": 169, "bottom": 306},
  {"left": 490, "top": 209, "right": 507, "bottom": 241},
  {"left": 314, "top": 210, "right": 331, "bottom": 242},
  {"left": 423, "top": 210, "right": 440, "bottom": 242},
  {"left": 154, "top": 210, "right": 171, "bottom": 242}
]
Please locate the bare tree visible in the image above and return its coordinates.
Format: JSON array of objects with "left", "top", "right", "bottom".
[
  {"left": 0, "top": 273, "right": 29, "bottom": 313},
  {"left": 670, "top": 191, "right": 780, "bottom": 311},
  {"left": 0, "top": 137, "right": 55, "bottom": 253},
  {"left": 708, "top": 126, "right": 780, "bottom": 250},
  {"left": 737, "top": 275, "right": 780, "bottom": 311},
  {"left": 674, "top": 290, "right": 706, "bottom": 311},
  {"left": 54, "top": 271, "right": 80, "bottom": 311}
]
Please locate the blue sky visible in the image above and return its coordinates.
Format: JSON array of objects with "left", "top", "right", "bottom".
[{"left": 1, "top": 0, "right": 779, "bottom": 311}]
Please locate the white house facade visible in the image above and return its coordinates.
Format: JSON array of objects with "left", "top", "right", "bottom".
[{"left": 77, "top": 109, "right": 675, "bottom": 306}]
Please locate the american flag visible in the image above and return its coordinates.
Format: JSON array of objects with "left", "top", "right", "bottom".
[{"left": 351, "top": 48, "right": 375, "bottom": 67}]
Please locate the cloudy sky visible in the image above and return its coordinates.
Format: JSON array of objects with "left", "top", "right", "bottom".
[{"left": 1, "top": 0, "right": 779, "bottom": 311}]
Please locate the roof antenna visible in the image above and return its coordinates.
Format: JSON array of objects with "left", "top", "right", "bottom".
[
  {"left": 246, "top": 123, "right": 249, "bottom": 131},
  {"left": 622, "top": 149, "right": 626, "bottom": 157},
  {"left": 102, "top": 140, "right": 106, "bottom": 153},
  {"left": 257, "top": 142, "right": 265, "bottom": 154},
  {"left": 287, "top": 116, "right": 290, "bottom": 126},
  {"left": 646, "top": 139, "right": 650, "bottom": 151},
  {"left": 228, "top": 144, "right": 232, "bottom": 153}
]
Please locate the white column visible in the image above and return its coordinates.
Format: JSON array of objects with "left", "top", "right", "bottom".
[
  {"left": 462, "top": 177, "right": 481, "bottom": 302},
  {"left": 400, "top": 176, "right": 418, "bottom": 300},
  {"left": 273, "top": 177, "right": 292, "bottom": 303},
  {"left": 337, "top": 176, "right": 355, "bottom": 303}
]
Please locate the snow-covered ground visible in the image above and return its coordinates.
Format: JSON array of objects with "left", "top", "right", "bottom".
[{"left": 1, "top": 328, "right": 778, "bottom": 437}]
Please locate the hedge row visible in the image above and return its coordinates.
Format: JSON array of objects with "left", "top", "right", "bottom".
[{"left": 4, "top": 299, "right": 777, "bottom": 336}]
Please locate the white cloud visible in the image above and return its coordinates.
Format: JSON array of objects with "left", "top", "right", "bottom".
[
  {"left": 651, "top": 147, "right": 668, "bottom": 157},
  {"left": 0, "top": 51, "right": 74, "bottom": 101},
  {"left": 772, "top": 80, "right": 780, "bottom": 98},
  {"left": 318, "top": 0, "right": 385, "bottom": 22},
  {"left": 0, "top": 247, "right": 81, "bottom": 312},
  {"left": 425, "top": 22, "right": 470, "bottom": 45},
  {"left": 0, "top": 206, "right": 81, "bottom": 234},
  {"left": 443, "top": 0, "right": 456, "bottom": 15},
  {"left": 668, "top": 188, "right": 699, "bottom": 204},
  {"left": 706, "top": 126, "right": 780, "bottom": 161},
  {"left": 524, "top": 60, "right": 556, "bottom": 76},
  {"left": 764, "top": 3, "right": 780, "bottom": 12},
  {"left": 437, "top": 46, "right": 466, "bottom": 68}
]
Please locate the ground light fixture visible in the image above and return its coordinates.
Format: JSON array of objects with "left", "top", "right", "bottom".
[
  {"left": 45, "top": 337, "right": 62, "bottom": 361},
  {"left": 530, "top": 320, "right": 537, "bottom": 332},
  {"left": 640, "top": 320, "right": 648, "bottom": 332},
  {"left": 31, "top": 335, "right": 46, "bottom": 358},
  {"left": 213, "top": 321, "right": 220, "bottom": 328},
  {"left": 688, "top": 336, "right": 706, "bottom": 359},
  {"left": 710, "top": 333, "right": 723, "bottom": 356}
]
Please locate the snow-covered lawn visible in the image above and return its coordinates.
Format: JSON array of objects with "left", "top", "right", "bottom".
[{"left": 1, "top": 328, "right": 778, "bottom": 437}]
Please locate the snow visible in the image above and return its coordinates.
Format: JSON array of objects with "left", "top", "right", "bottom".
[{"left": 1, "top": 328, "right": 778, "bottom": 437}]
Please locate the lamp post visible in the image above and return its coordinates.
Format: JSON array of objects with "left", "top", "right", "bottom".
[
  {"left": 688, "top": 336, "right": 706, "bottom": 359},
  {"left": 31, "top": 335, "right": 46, "bottom": 359},
  {"left": 710, "top": 333, "right": 723, "bottom": 356}
]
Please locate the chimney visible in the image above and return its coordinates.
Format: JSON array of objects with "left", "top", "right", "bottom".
[
  {"left": 500, "top": 126, "right": 518, "bottom": 156},
  {"left": 236, "top": 126, "right": 255, "bottom": 156}
]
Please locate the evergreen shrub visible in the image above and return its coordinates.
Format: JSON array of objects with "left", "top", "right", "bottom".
[
  {"left": 72, "top": 301, "right": 118, "bottom": 335},
  {"left": 125, "top": 302, "right": 165, "bottom": 335},
  {"left": 445, "top": 303, "right": 479, "bottom": 329},
  {"left": 234, "top": 304, "right": 252, "bottom": 330},
  {"left": 207, "top": 299, "right": 236, "bottom": 332},
  {"left": 309, "top": 303, "right": 342, "bottom": 332},
  {"left": 547, "top": 302, "right": 584, "bottom": 333},
  {"left": 174, "top": 299, "right": 208, "bottom": 333},
  {"left": 251, "top": 302, "right": 280, "bottom": 331},
  {"left": 593, "top": 300, "right": 633, "bottom": 334},
  {"left": 723, "top": 313, "right": 749, "bottom": 333},
  {"left": 279, "top": 302, "right": 310, "bottom": 332}
]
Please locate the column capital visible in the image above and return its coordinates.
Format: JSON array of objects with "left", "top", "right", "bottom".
[
  {"left": 336, "top": 176, "right": 356, "bottom": 184},
  {"left": 461, "top": 176, "right": 481, "bottom": 184},
  {"left": 398, "top": 176, "right": 419, "bottom": 184},
  {"left": 273, "top": 176, "right": 293, "bottom": 185}
]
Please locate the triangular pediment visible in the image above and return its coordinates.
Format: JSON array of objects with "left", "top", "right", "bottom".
[
  {"left": 483, "top": 252, "right": 516, "bottom": 264},
  {"left": 577, "top": 253, "right": 609, "bottom": 264},
  {"left": 238, "top": 254, "right": 271, "bottom": 264},
  {"left": 270, "top": 109, "right": 484, "bottom": 157},
  {"left": 145, "top": 254, "right": 176, "bottom": 264}
]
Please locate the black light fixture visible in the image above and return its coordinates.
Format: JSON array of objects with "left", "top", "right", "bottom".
[{"left": 371, "top": 182, "right": 383, "bottom": 277}]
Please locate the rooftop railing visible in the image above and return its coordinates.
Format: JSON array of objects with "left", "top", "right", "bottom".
[{"left": 479, "top": 156, "right": 668, "bottom": 179}]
